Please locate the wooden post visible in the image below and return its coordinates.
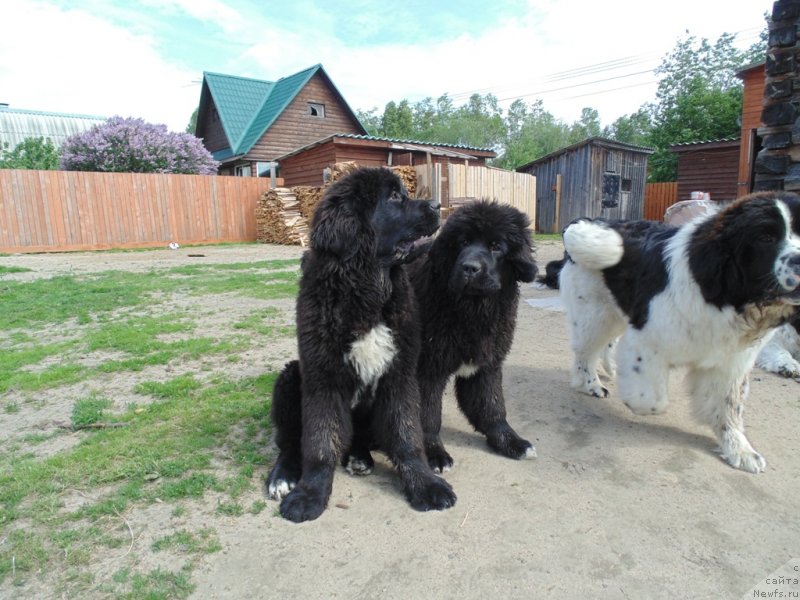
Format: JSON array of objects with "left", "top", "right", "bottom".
[
  {"left": 270, "top": 162, "right": 277, "bottom": 189},
  {"left": 554, "top": 173, "right": 563, "bottom": 233}
]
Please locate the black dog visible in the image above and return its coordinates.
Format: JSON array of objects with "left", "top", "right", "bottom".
[
  {"left": 405, "top": 201, "right": 538, "bottom": 472},
  {"left": 266, "top": 167, "right": 456, "bottom": 522}
]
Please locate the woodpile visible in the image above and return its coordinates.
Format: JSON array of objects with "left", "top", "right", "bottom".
[
  {"left": 328, "top": 161, "right": 360, "bottom": 183},
  {"left": 390, "top": 166, "right": 417, "bottom": 196},
  {"left": 256, "top": 188, "right": 309, "bottom": 246},
  {"left": 293, "top": 186, "right": 324, "bottom": 220},
  {"left": 256, "top": 163, "right": 420, "bottom": 246}
]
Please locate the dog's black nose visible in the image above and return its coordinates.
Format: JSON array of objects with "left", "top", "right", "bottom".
[
  {"left": 462, "top": 260, "right": 481, "bottom": 276},
  {"left": 428, "top": 201, "right": 441, "bottom": 212}
]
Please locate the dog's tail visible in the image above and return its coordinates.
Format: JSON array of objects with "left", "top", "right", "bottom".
[{"left": 563, "top": 220, "right": 624, "bottom": 270}]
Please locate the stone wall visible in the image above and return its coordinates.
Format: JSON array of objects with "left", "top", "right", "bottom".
[{"left": 755, "top": 0, "right": 800, "bottom": 191}]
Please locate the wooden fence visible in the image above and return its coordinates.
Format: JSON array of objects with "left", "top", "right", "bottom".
[
  {"left": 0, "top": 170, "right": 273, "bottom": 253},
  {"left": 643, "top": 181, "right": 678, "bottom": 221},
  {"left": 446, "top": 164, "right": 536, "bottom": 224}
]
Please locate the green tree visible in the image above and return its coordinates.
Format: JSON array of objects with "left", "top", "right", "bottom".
[
  {"left": 356, "top": 107, "right": 381, "bottom": 135},
  {"left": 0, "top": 137, "right": 60, "bottom": 170},
  {"left": 602, "top": 107, "right": 653, "bottom": 146},
  {"left": 646, "top": 31, "right": 764, "bottom": 181},
  {"left": 186, "top": 107, "right": 198, "bottom": 134},
  {"left": 381, "top": 100, "right": 414, "bottom": 138},
  {"left": 568, "top": 107, "right": 602, "bottom": 144},
  {"left": 495, "top": 99, "right": 571, "bottom": 169}
]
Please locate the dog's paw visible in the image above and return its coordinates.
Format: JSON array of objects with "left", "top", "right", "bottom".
[
  {"left": 279, "top": 486, "right": 328, "bottom": 523},
  {"left": 720, "top": 446, "right": 767, "bottom": 473},
  {"left": 486, "top": 427, "right": 537, "bottom": 460},
  {"left": 345, "top": 453, "right": 374, "bottom": 476},
  {"left": 407, "top": 476, "right": 457, "bottom": 512},
  {"left": 425, "top": 445, "right": 454, "bottom": 474},
  {"left": 718, "top": 429, "right": 767, "bottom": 474},
  {"left": 266, "top": 463, "right": 300, "bottom": 500},
  {"left": 777, "top": 362, "right": 800, "bottom": 379}
]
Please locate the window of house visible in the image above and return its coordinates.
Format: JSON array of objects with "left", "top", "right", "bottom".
[
  {"left": 621, "top": 178, "right": 632, "bottom": 192},
  {"left": 307, "top": 102, "right": 325, "bottom": 118},
  {"left": 257, "top": 162, "right": 278, "bottom": 177},
  {"left": 235, "top": 164, "right": 252, "bottom": 177}
]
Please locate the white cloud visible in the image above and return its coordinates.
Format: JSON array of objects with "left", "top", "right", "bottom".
[{"left": 2, "top": 1, "right": 198, "bottom": 131}]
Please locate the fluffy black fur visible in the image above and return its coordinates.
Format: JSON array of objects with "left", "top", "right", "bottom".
[
  {"left": 404, "top": 201, "right": 538, "bottom": 473},
  {"left": 266, "top": 167, "right": 455, "bottom": 522},
  {"left": 536, "top": 254, "right": 566, "bottom": 289}
]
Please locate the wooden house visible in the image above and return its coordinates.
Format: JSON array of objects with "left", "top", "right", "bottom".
[
  {"left": 516, "top": 137, "right": 653, "bottom": 233},
  {"left": 195, "top": 64, "right": 367, "bottom": 176},
  {"left": 664, "top": 62, "right": 766, "bottom": 203},
  {"left": 669, "top": 138, "right": 741, "bottom": 202}
]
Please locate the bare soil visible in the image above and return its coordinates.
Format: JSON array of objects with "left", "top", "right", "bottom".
[{"left": 2, "top": 241, "right": 799, "bottom": 599}]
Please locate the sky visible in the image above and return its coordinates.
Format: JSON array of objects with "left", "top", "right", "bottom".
[{"left": 1, "top": 0, "right": 771, "bottom": 134}]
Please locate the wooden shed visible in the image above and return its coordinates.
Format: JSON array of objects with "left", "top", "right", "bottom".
[
  {"left": 276, "top": 133, "right": 496, "bottom": 192},
  {"left": 669, "top": 138, "right": 741, "bottom": 203},
  {"left": 516, "top": 137, "right": 653, "bottom": 233}
]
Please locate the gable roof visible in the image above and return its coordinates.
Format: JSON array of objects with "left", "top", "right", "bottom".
[
  {"left": 0, "top": 105, "right": 106, "bottom": 149},
  {"left": 516, "top": 136, "right": 655, "bottom": 172},
  {"left": 199, "top": 64, "right": 367, "bottom": 158}
]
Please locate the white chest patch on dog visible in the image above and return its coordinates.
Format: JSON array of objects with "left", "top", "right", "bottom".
[
  {"left": 345, "top": 324, "right": 397, "bottom": 388},
  {"left": 455, "top": 362, "right": 480, "bottom": 378}
]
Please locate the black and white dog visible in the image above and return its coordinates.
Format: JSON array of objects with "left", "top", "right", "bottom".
[
  {"left": 560, "top": 191, "right": 800, "bottom": 473},
  {"left": 266, "top": 167, "right": 456, "bottom": 522}
]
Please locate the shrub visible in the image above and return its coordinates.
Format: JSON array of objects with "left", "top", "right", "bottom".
[
  {"left": 0, "top": 137, "right": 60, "bottom": 170},
  {"left": 60, "top": 116, "right": 219, "bottom": 175}
]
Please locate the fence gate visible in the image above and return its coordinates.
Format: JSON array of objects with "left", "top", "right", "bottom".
[{"left": 446, "top": 164, "right": 536, "bottom": 225}]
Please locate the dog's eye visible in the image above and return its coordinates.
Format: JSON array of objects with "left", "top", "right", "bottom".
[
  {"left": 490, "top": 241, "right": 502, "bottom": 252},
  {"left": 461, "top": 238, "right": 471, "bottom": 247},
  {"left": 758, "top": 233, "right": 777, "bottom": 244}
]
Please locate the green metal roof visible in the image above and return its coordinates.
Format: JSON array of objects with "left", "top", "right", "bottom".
[{"left": 203, "top": 64, "right": 338, "bottom": 157}]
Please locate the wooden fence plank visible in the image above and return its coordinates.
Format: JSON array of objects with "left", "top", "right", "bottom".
[{"left": 643, "top": 182, "right": 678, "bottom": 221}]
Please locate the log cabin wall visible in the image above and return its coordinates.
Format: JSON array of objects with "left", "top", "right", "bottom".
[{"left": 753, "top": 1, "right": 800, "bottom": 191}]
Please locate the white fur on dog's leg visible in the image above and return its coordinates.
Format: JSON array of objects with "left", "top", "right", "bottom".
[
  {"left": 524, "top": 446, "right": 537, "bottom": 459},
  {"left": 345, "top": 456, "right": 373, "bottom": 476},
  {"left": 267, "top": 478, "right": 295, "bottom": 500},
  {"left": 718, "top": 428, "right": 767, "bottom": 473}
]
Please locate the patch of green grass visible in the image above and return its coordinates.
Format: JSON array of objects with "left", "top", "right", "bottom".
[
  {"left": 533, "top": 232, "right": 563, "bottom": 242},
  {"left": 0, "top": 265, "right": 31, "bottom": 274},
  {"left": 232, "top": 307, "right": 294, "bottom": 337},
  {"left": 0, "top": 529, "right": 49, "bottom": 584},
  {"left": 215, "top": 501, "right": 244, "bottom": 517},
  {"left": 0, "top": 373, "right": 275, "bottom": 523},
  {"left": 250, "top": 500, "right": 267, "bottom": 515},
  {"left": 122, "top": 566, "right": 195, "bottom": 600},
  {"left": 71, "top": 396, "right": 113, "bottom": 428},
  {"left": 0, "top": 261, "right": 300, "bottom": 330},
  {"left": 151, "top": 528, "right": 221, "bottom": 555}
]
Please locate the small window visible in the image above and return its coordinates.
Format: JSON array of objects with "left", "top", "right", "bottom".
[
  {"left": 621, "top": 178, "right": 632, "bottom": 192},
  {"left": 256, "top": 162, "right": 278, "bottom": 177},
  {"left": 307, "top": 102, "right": 325, "bottom": 118},
  {"left": 235, "top": 164, "right": 251, "bottom": 177}
]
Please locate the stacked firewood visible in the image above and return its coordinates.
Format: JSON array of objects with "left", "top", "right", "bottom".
[
  {"left": 256, "top": 164, "right": 420, "bottom": 246},
  {"left": 390, "top": 166, "right": 416, "bottom": 196},
  {"left": 256, "top": 188, "right": 310, "bottom": 246},
  {"left": 328, "top": 161, "right": 360, "bottom": 183},
  {"left": 292, "top": 186, "right": 324, "bottom": 221}
]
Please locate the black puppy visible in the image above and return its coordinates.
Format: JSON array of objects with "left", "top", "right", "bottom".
[
  {"left": 406, "top": 201, "right": 538, "bottom": 472},
  {"left": 266, "top": 167, "right": 456, "bottom": 522}
]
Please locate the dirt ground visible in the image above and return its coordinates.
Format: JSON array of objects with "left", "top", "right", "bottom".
[{"left": 4, "top": 241, "right": 800, "bottom": 599}]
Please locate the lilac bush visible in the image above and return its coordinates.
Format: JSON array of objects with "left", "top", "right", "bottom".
[{"left": 60, "top": 116, "right": 219, "bottom": 175}]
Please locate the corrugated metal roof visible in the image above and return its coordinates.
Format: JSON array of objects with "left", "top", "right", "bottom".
[
  {"left": 669, "top": 137, "right": 740, "bottom": 150},
  {"left": 275, "top": 132, "right": 495, "bottom": 161},
  {"left": 516, "top": 136, "right": 655, "bottom": 172},
  {"left": 0, "top": 106, "right": 106, "bottom": 149}
]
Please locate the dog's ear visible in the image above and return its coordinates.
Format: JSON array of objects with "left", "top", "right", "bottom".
[
  {"left": 310, "top": 200, "right": 369, "bottom": 260},
  {"left": 509, "top": 235, "right": 538, "bottom": 282},
  {"left": 508, "top": 211, "right": 538, "bottom": 282}
]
